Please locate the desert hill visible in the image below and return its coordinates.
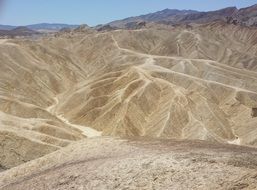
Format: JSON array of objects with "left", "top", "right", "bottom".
[{"left": 0, "top": 21, "right": 257, "bottom": 172}]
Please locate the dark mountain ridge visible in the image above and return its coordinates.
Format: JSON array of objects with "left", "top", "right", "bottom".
[
  {"left": 109, "top": 4, "right": 257, "bottom": 28},
  {"left": 0, "top": 26, "right": 40, "bottom": 37},
  {"left": 0, "top": 23, "right": 79, "bottom": 31}
]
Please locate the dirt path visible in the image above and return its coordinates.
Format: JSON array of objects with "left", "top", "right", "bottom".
[
  {"left": 46, "top": 96, "right": 102, "bottom": 138},
  {"left": 111, "top": 35, "right": 257, "bottom": 94},
  {"left": 57, "top": 114, "right": 102, "bottom": 137}
]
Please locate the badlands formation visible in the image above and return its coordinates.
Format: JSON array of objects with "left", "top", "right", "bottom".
[{"left": 1, "top": 21, "right": 257, "bottom": 189}]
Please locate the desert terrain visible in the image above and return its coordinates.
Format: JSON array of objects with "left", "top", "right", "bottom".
[
  {"left": 1, "top": 138, "right": 257, "bottom": 190},
  {"left": 1, "top": 4, "right": 257, "bottom": 189}
]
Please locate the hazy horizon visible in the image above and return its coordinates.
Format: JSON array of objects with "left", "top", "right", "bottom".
[{"left": 0, "top": 0, "right": 256, "bottom": 26}]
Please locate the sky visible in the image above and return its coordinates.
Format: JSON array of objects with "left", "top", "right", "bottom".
[{"left": 0, "top": 0, "right": 256, "bottom": 26}]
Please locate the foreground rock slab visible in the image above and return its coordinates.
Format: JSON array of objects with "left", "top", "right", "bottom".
[{"left": 1, "top": 137, "right": 257, "bottom": 190}]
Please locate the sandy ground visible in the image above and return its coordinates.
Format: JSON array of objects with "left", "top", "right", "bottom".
[
  {"left": 0, "top": 39, "right": 17, "bottom": 46},
  {"left": 57, "top": 114, "right": 102, "bottom": 137},
  {"left": 47, "top": 96, "right": 102, "bottom": 138},
  {"left": 1, "top": 137, "right": 257, "bottom": 190}
]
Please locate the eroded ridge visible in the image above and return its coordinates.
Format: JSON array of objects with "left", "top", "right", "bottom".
[{"left": 1, "top": 23, "right": 257, "bottom": 169}]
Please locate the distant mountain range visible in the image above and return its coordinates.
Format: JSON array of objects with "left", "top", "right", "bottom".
[
  {"left": 1, "top": 3, "right": 257, "bottom": 36},
  {"left": 0, "top": 26, "right": 40, "bottom": 37},
  {"left": 0, "top": 23, "right": 79, "bottom": 31},
  {"left": 109, "top": 4, "right": 257, "bottom": 28}
]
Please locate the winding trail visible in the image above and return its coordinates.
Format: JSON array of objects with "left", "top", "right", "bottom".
[
  {"left": 47, "top": 96, "right": 102, "bottom": 138},
  {"left": 111, "top": 34, "right": 257, "bottom": 94},
  {"left": 57, "top": 114, "right": 102, "bottom": 138}
]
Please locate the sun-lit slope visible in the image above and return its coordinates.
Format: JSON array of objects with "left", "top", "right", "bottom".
[
  {"left": 55, "top": 24, "right": 257, "bottom": 146},
  {"left": 0, "top": 38, "right": 94, "bottom": 169},
  {"left": 0, "top": 31, "right": 123, "bottom": 169},
  {"left": 113, "top": 23, "right": 257, "bottom": 70},
  {"left": 1, "top": 23, "right": 257, "bottom": 169}
]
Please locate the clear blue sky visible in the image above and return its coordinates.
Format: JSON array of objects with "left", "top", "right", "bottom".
[{"left": 0, "top": 0, "right": 256, "bottom": 26}]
